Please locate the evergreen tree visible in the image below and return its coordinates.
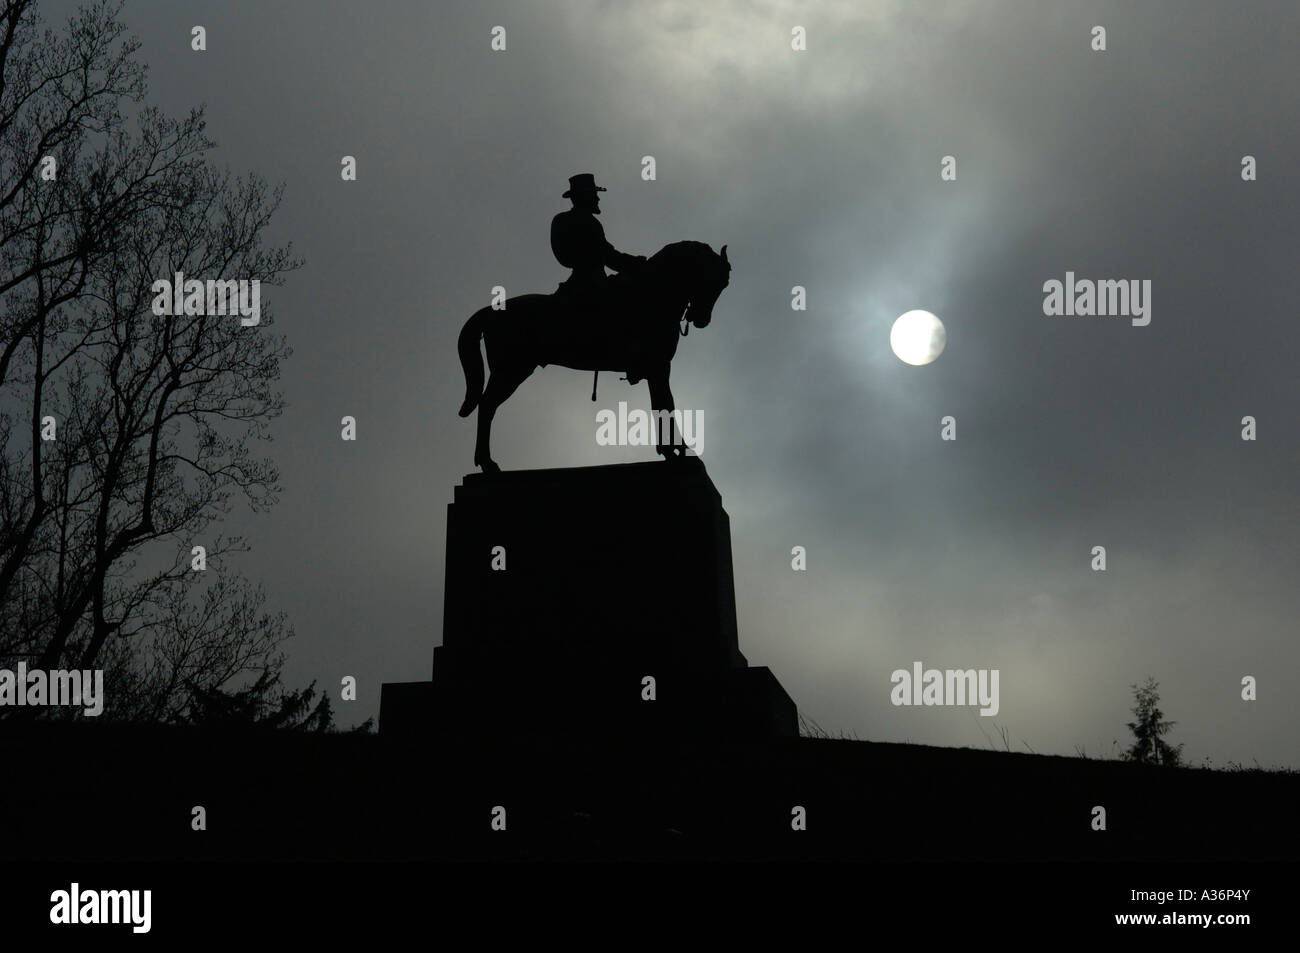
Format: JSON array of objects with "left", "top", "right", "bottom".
[
  {"left": 1123, "top": 676, "right": 1183, "bottom": 766},
  {"left": 177, "top": 671, "right": 334, "bottom": 732}
]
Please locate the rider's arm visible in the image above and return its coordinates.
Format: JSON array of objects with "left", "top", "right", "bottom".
[{"left": 601, "top": 237, "right": 645, "bottom": 273}]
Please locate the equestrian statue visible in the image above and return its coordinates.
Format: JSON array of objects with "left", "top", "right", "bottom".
[{"left": 457, "top": 172, "right": 731, "bottom": 473}]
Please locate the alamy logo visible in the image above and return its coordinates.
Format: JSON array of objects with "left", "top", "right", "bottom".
[
  {"left": 1042, "top": 271, "right": 1151, "bottom": 326},
  {"left": 595, "top": 401, "right": 703, "bottom": 455},
  {"left": 891, "top": 661, "right": 1000, "bottom": 716},
  {"left": 0, "top": 663, "right": 103, "bottom": 716},
  {"left": 50, "top": 883, "right": 151, "bottom": 933},
  {"left": 150, "top": 271, "right": 261, "bottom": 326}
]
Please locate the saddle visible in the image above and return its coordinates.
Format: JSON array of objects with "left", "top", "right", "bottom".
[
  {"left": 553, "top": 269, "right": 645, "bottom": 326},
  {"left": 548, "top": 273, "right": 649, "bottom": 376}
]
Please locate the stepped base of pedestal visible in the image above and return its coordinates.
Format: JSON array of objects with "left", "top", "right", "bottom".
[{"left": 380, "top": 661, "right": 796, "bottom": 740}]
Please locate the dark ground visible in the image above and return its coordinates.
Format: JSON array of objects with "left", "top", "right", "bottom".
[{"left": 3, "top": 723, "right": 1295, "bottom": 863}]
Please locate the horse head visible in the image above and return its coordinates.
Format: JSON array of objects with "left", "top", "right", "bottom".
[
  {"left": 686, "top": 243, "right": 730, "bottom": 329},
  {"left": 651, "top": 241, "right": 731, "bottom": 330}
]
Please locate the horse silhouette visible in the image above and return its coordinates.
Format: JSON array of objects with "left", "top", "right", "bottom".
[{"left": 457, "top": 241, "right": 730, "bottom": 472}]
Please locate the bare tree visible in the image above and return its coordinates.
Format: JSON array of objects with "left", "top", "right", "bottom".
[{"left": 0, "top": 0, "right": 303, "bottom": 720}]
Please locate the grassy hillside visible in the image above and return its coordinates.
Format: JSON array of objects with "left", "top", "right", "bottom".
[{"left": 2, "top": 723, "right": 1295, "bottom": 863}]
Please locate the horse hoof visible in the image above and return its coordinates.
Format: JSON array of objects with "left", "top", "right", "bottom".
[{"left": 478, "top": 459, "right": 501, "bottom": 474}]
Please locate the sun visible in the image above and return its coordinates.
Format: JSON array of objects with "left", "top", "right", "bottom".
[{"left": 890, "top": 310, "right": 946, "bottom": 366}]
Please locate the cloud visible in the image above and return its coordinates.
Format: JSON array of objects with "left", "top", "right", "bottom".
[{"left": 43, "top": 0, "right": 1296, "bottom": 766}]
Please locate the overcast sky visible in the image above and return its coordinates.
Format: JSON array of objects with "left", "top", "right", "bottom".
[{"left": 46, "top": 0, "right": 1298, "bottom": 766}]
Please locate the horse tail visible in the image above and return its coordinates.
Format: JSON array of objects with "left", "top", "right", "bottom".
[{"left": 457, "top": 307, "right": 491, "bottom": 417}]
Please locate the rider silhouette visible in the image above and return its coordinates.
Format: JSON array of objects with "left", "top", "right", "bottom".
[{"left": 551, "top": 173, "right": 646, "bottom": 316}]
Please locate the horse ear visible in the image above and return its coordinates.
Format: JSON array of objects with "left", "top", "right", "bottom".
[{"left": 720, "top": 244, "right": 729, "bottom": 265}]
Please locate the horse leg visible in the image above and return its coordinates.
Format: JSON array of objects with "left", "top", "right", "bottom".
[
  {"left": 475, "top": 362, "right": 533, "bottom": 473},
  {"left": 647, "top": 366, "right": 685, "bottom": 459}
]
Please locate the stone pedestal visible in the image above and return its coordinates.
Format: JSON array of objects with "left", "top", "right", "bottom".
[{"left": 381, "top": 458, "right": 797, "bottom": 738}]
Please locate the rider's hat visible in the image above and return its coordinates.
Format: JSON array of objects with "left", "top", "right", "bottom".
[{"left": 562, "top": 173, "right": 607, "bottom": 198}]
